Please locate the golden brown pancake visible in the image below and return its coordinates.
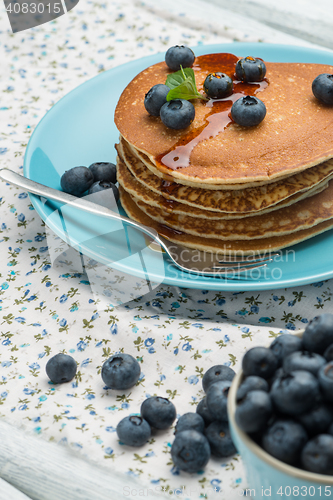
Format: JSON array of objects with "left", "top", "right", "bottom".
[
  {"left": 120, "top": 187, "right": 333, "bottom": 255},
  {"left": 116, "top": 138, "right": 333, "bottom": 214},
  {"left": 115, "top": 53, "right": 333, "bottom": 185},
  {"left": 130, "top": 180, "right": 333, "bottom": 240}
]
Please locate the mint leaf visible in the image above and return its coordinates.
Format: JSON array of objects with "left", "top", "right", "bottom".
[{"left": 165, "top": 66, "right": 207, "bottom": 101}]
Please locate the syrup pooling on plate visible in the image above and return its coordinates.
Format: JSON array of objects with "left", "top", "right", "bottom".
[{"left": 156, "top": 53, "right": 269, "bottom": 171}]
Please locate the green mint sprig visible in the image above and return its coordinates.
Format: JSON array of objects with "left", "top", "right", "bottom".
[{"left": 165, "top": 66, "right": 207, "bottom": 101}]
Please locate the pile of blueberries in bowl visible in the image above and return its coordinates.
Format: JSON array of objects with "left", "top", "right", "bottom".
[{"left": 232, "top": 313, "right": 333, "bottom": 475}]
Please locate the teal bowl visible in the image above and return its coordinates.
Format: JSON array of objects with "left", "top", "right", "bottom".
[{"left": 227, "top": 332, "right": 333, "bottom": 499}]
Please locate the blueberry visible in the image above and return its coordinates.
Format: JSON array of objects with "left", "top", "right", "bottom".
[
  {"left": 45, "top": 353, "right": 77, "bottom": 384},
  {"left": 270, "top": 370, "right": 320, "bottom": 416},
  {"left": 318, "top": 362, "right": 333, "bottom": 402},
  {"left": 204, "top": 421, "right": 237, "bottom": 457},
  {"left": 101, "top": 353, "right": 140, "bottom": 390},
  {"left": 235, "top": 390, "right": 272, "bottom": 433},
  {"left": 196, "top": 397, "right": 215, "bottom": 427},
  {"left": 144, "top": 84, "right": 170, "bottom": 117},
  {"left": 242, "top": 346, "right": 278, "bottom": 380},
  {"left": 88, "top": 181, "right": 119, "bottom": 202},
  {"left": 303, "top": 314, "right": 333, "bottom": 354},
  {"left": 235, "top": 56, "right": 266, "bottom": 82},
  {"left": 202, "top": 364, "right": 236, "bottom": 393},
  {"left": 231, "top": 96, "right": 266, "bottom": 127},
  {"left": 283, "top": 350, "right": 326, "bottom": 376},
  {"left": 171, "top": 430, "right": 210, "bottom": 473},
  {"left": 301, "top": 434, "right": 333, "bottom": 474},
  {"left": 203, "top": 73, "right": 233, "bottom": 99},
  {"left": 140, "top": 396, "right": 176, "bottom": 430},
  {"left": 160, "top": 99, "right": 195, "bottom": 130},
  {"left": 61, "top": 166, "right": 94, "bottom": 197},
  {"left": 298, "top": 404, "right": 333, "bottom": 436},
  {"left": 324, "top": 343, "right": 333, "bottom": 362},
  {"left": 236, "top": 375, "right": 269, "bottom": 402},
  {"left": 116, "top": 415, "right": 151, "bottom": 446},
  {"left": 89, "top": 162, "right": 117, "bottom": 184},
  {"left": 262, "top": 419, "right": 308, "bottom": 466},
  {"left": 312, "top": 74, "right": 333, "bottom": 105},
  {"left": 175, "top": 412, "right": 205, "bottom": 435},
  {"left": 165, "top": 45, "right": 195, "bottom": 72},
  {"left": 269, "top": 333, "right": 303, "bottom": 367},
  {"left": 206, "top": 380, "right": 231, "bottom": 421}
]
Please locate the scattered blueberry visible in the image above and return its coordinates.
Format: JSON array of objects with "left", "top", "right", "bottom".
[
  {"left": 171, "top": 430, "right": 210, "bottom": 472},
  {"left": 196, "top": 397, "right": 215, "bottom": 427},
  {"left": 303, "top": 314, "right": 333, "bottom": 354},
  {"left": 270, "top": 370, "right": 320, "bottom": 416},
  {"left": 301, "top": 434, "right": 333, "bottom": 474},
  {"left": 204, "top": 421, "right": 237, "bottom": 457},
  {"left": 312, "top": 74, "right": 333, "bottom": 105},
  {"left": 203, "top": 73, "right": 233, "bottom": 99},
  {"left": 262, "top": 420, "right": 308, "bottom": 466},
  {"left": 202, "top": 364, "right": 236, "bottom": 393},
  {"left": 160, "top": 99, "right": 195, "bottom": 130},
  {"left": 236, "top": 375, "right": 269, "bottom": 402},
  {"left": 116, "top": 415, "right": 151, "bottom": 446},
  {"left": 101, "top": 353, "right": 141, "bottom": 390},
  {"left": 89, "top": 162, "right": 117, "bottom": 184},
  {"left": 283, "top": 350, "right": 326, "bottom": 377},
  {"left": 231, "top": 96, "right": 266, "bottom": 127},
  {"left": 206, "top": 380, "right": 231, "bottom": 421},
  {"left": 60, "top": 166, "right": 94, "bottom": 197},
  {"left": 269, "top": 333, "right": 303, "bottom": 367},
  {"left": 235, "top": 56, "right": 266, "bottom": 82},
  {"left": 175, "top": 412, "right": 205, "bottom": 435},
  {"left": 144, "top": 84, "right": 170, "bottom": 116},
  {"left": 235, "top": 390, "right": 272, "bottom": 433},
  {"left": 165, "top": 45, "right": 195, "bottom": 72},
  {"left": 88, "top": 181, "right": 119, "bottom": 202},
  {"left": 45, "top": 353, "right": 77, "bottom": 384},
  {"left": 140, "top": 396, "right": 176, "bottom": 430},
  {"left": 242, "top": 346, "right": 278, "bottom": 379}
]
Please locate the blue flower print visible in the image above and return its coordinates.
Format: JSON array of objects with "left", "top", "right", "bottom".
[
  {"left": 85, "top": 394, "right": 95, "bottom": 400},
  {"left": 18, "top": 192, "right": 28, "bottom": 199},
  {"left": 77, "top": 341, "right": 87, "bottom": 351},
  {"left": 17, "top": 214, "right": 25, "bottom": 222},
  {"left": 259, "top": 317, "right": 271, "bottom": 323},
  {"left": 188, "top": 375, "right": 199, "bottom": 385},
  {"left": 144, "top": 338, "right": 155, "bottom": 347},
  {"left": 216, "top": 299, "right": 226, "bottom": 306},
  {"left": 110, "top": 324, "right": 118, "bottom": 335},
  {"left": 105, "top": 447, "right": 113, "bottom": 455},
  {"left": 59, "top": 318, "right": 67, "bottom": 327},
  {"left": 29, "top": 363, "right": 40, "bottom": 370},
  {"left": 171, "top": 302, "right": 180, "bottom": 308},
  {"left": 1, "top": 392, "right": 8, "bottom": 398},
  {"left": 59, "top": 294, "right": 68, "bottom": 303},
  {"left": 250, "top": 305, "right": 259, "bottom": 313},
  {"left": 182, "top": 342, "right": 192, "bottom": 351}
]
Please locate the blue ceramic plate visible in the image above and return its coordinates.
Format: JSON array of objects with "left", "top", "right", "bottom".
[{"left": 24, "top": 43, "right": 333, "bottom": 291}]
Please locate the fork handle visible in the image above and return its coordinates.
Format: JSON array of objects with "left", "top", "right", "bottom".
[{"left": 0, "top": 168, "right": 161, "bottom": 244}]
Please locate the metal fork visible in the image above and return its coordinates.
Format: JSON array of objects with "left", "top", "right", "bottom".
[{"left": 0, "top": 168, "right": 277, "bottom": 277}]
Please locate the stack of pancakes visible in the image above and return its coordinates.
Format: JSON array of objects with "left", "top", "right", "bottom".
[{"left": 114, "top": 53, "right": 333, "bottom": 255}]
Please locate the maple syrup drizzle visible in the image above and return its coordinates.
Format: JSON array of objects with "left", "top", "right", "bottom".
[{"left": 156, "top": 53, "right": 269, "bottom": 171}]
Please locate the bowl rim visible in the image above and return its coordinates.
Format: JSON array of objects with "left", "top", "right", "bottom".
[{"left": 227, "top": 329, "right": 333, "bottom": 484}]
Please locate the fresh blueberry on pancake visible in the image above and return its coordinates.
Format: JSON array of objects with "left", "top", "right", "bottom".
[
  {"left": 235, "top": 56, "right": 267, "bottom": 82},
  {"left": 144, "top": 83, "right": 170, "bottom": 116},
  {"left": 312, "top": 73, "right": 333, "bottom": 105},
  {"left": 160, "top": 98, "right": 195, "bottom": 129},
  {"left": 165, "top": 45, "right": 195, "bottom": 71},
  {"left": 231, "top": 95, "right": 266, "bottom": 127},
  {"left": 203, "top": 72, "right": 233, "bottom": 99}
]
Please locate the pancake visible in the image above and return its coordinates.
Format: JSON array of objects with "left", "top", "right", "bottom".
[
  {"left": 120, "top": 187, "right": 333, "bottom": 255},
  {"left": 117, "top": 156, "right": 329, "bottom": 220},
  {"left": 115, "top": 53, "right": 333, "bottom": 185},
  {"left": 129, "top": 180, "right": 333, "bottom": 240},
  {"left": 116, "top": 137, "right": 333, "bottom": 214}
]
